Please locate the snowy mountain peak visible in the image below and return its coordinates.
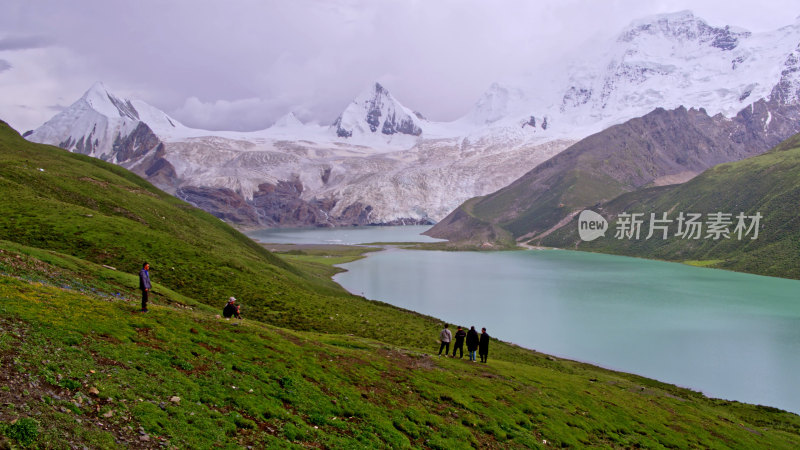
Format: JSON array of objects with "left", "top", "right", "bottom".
[
  {"left": 26, "top": 82, "right": 172, "bottom": 161},
  {"left": 455, "top": 10, "right": 800, "bottom": 140},
  {"left": 332, "top": 82, "right": 423, "bottom": 140},
  {"left": 272, "top": 112, "right": 302, "bottom": 128},
  {"left": 619, "top": 10, "right": 750, "bottom": 50},
  {"left": 80, "top": 81, "right": 141, "bottom": 121},
  {"left": 468, "top": 82, "right": 528, "bottom": 125}
]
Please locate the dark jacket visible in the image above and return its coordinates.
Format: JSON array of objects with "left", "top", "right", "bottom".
[
  {"left": 453, "top": 329, "right": 466, "bottom": 346},
  {"left": 139, "top": 268, "right": 151, "bottom": 291},
  {"left": 466, "top": 328, "right": 479, "bottom": 351},
  {"left": 223, "top": 302, "right": 241, "bottom": 319},
  {"left": 479, "top": 332, "right": 490, "bottom": 354}
]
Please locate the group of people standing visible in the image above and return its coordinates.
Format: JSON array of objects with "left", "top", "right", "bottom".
[{"left": 438, "top": 324, "right": 490, "bottom": 363}]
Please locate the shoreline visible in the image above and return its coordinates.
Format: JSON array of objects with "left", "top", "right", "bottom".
[{"left": 263, "top": 239, "right": 800, "bottom": 415}]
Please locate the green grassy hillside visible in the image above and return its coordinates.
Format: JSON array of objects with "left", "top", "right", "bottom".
[
  {"left": 2, "top": 120, "right": 800, "bottom": 447},
  {"left": 541, "top": 133, "right": 800, "bottom": 279},
  {"left": 0, "top": 120, "right": 448, "bottom": 352},
  {"left": 3, "top": 242, "right": 800, "bottom": 448}
]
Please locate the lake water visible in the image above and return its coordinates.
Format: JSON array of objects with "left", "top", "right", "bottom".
[
  {"left": 255, "top": 226, "right": 800, "bottom": 414},
  {"left": 247, "top": 225, "right": 443, "bottom": 245}
]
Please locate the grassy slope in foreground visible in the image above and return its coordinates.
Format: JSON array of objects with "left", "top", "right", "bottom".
[
  {"left": 541, "top": 132, "right": 800, "bottom": 280},
  {"left": 2, "top": 244, "right": 800, "bottom": 448},
  {"left": 1, "top": 121, "right": 799, "bottom": 447}
]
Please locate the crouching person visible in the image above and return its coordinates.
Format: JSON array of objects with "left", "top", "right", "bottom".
[{"left": 223, "top": 296, "right": 242, "bottom": 320}]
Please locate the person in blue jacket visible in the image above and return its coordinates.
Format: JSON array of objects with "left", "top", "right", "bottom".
[{"left": 139, "top": 262, "right": 151, "bottom": 312}]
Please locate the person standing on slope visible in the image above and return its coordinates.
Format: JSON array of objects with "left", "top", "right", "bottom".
[
  {"left": 466, "top": 326, "right": 479, "bottom": 362},
  {"left": 139, "top": 262, "right": 151, "bottom": 313},
  {"left": 452, "top": 326, "right": 466, "bottom": 358},
  {"left": 479, "top": 327, "right": 490, "bottom": 363},
  {"left": 437, "top": 324, "right": 452, "bottom": 357}
]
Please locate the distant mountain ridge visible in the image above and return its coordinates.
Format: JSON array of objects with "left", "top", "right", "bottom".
[
  {"left": 425, "top": 95, "right": 800, "bottom": 245},
  {"left": 26, "top": 82, "right": 573, "bottom": 228},
  {"left": 25, "top": 10, "right": 800, "bottom": 228}
]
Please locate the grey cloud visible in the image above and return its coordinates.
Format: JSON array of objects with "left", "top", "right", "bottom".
[
  {"left": 0, "top": 60, "right": 11, "bottom": 72},
  {"left": 1, "top": 0, "right": 799, "bottom": 131},
  {"left": 173, "top": 96, "right": 296, "bottom": 132},
  {"left": 0, "top": 35, "right": 55, "bottom": 51}
]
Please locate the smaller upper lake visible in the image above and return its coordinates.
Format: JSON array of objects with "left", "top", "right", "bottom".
[{"left": 246, "top": 225, "right": 443, "bottom": 245}]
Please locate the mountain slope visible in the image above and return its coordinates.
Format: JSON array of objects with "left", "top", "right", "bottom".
[
  {"left": 540, "top": 132, "right": 800, "bottom": 279},
  {"left": 0, "top": 120, "right": 444, "bottom": 343},
  {"left": 426, "top": 97, "right": 800, "bottom": 246},
  {"left": 25, "top": 82, "right": 180, "bottom": 190},
  {"left": 3, "top": 119, "right": 800, "bottom": 447}
]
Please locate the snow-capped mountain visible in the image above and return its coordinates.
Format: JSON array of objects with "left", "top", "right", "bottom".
[
  {"left": 462, "top": 10, "right": 800, "bottom": 137},
  {"left": 24, "top": 11, "right": 800, "bottom": 229},
  {"left": 331, "top": 82, "right": 425, "bottom": 147},
  {"left": 272, "top": 112, "right": 303, "bottom": 129},
  {"left": 26, "top": 81, "right": 193, "bottom": 163},
  {"left": 28, "top": 82, "right": 142, "bottom": 161}
]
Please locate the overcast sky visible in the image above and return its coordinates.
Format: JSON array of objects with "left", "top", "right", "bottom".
[{"left": 0, "top": 0, "right": 798, "bottom": 132}]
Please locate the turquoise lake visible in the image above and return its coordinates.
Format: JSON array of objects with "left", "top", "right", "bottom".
[{"left": 250, "top": 226, "right": 800, "bottom": 414}]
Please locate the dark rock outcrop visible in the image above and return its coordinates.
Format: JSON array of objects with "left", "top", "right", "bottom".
[
  {"left": 250, "top": 179, "right": 331, "bottom": 227},
  {"left": 333, "top": 117, "right": 353, "bottom": 138},
  {"left": 522, "top": 116, "right": 536, "bottom": 128},
  {"left": 106, "top": 122, "right": 179, "bottom": 191},
  {"left": 135, "top": 143, "right": 178, "bottom": 190},
  {"left": 112, "top": 122, "right": 161, "bottom": 163},
  {"left": 174, "top": 177, "right": 429, "bottom": 229},
  {"left": 381, "top": 112, "right": 422, "bottom": 136},
  {"left": 176, "top": 186, "right": 261, "bottom": 227}
]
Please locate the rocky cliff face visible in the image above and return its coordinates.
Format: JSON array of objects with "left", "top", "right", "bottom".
[
  {"left": 112, "top": 122, "right": 163, "bottom": 163},
  {"left": 176, "top": 186, "right": 262, "bottom": 227},
  {"left": 176, "top": 178, "right": 432, "bottom": 228}
]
